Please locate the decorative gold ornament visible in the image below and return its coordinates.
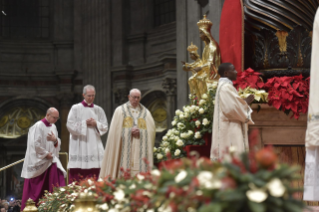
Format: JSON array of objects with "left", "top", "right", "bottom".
[
  {"left": 17, "top": 116, "right": 31, "bottom": 129},
  {"left": 137, "top": 118, "right": 147, "bottom": 130},
  {"left": 123, "top": 117, "right": 133, "bottom": 128},
  {"left": 275, "top": 30, "right": 288, "bottom": 52},
  {"left": 187, "top": 42, "right": 199, "bottom": 54},
  {"left": 152, "top": 108, "right": 167, "bottom": 123},
  {"left": 0, "top": 116, "right": 8, "bottom": 127},
  {"left": 23, "top": 198, "right": 38, "bottom": 212},
  {"left": 73, "top": 192, "right": 99, "bottom": 212},
  {"left": 197, "top": 14, "right": 213, "bottom": 31}
]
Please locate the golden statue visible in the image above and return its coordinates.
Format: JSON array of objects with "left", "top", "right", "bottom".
[
  {"left": 181, "top": 42, "right": 203, "bottom": 98},
  {"left": 182, "top": 15, "right": 222, "bottom": 99}
]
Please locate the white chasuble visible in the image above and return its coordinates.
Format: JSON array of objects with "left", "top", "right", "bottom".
[
  {"left": 210, "top": 78, "right": 254, "bottom": 160},
  {"left": 304, "top": 8, "right": 319, "bottom": 201},
  {"left": 67, "top": 103, "right": 108, "bottom": 169},
  {"left": 21, "top": 121, "right": 66, "bottom": 179},
  {"left": 99, "top": 102, "right": 156, "bottom": 179}
]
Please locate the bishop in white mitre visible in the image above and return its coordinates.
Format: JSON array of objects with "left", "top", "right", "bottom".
[
  {"left": 210, "top": 63, "right": 255, "bottom": 160},
  {"left": 21, "top": 107, "right": 66, "bottom": 211},
  {"left": 67, "top": 85, "right": 108, "bottom": 182},
  {"left": 99, "top": 89, "right": 156, "bottom": 179},
  {"left": 303, "top": 8, "right": 319, "bottom": 201}
]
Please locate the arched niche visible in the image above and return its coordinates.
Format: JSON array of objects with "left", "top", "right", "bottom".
[
  {"left": 0, "top": 98, "right": 61, "bottom": 140},
  {"left": 141, "top": 90, "right": 167, "bottom": 133}
]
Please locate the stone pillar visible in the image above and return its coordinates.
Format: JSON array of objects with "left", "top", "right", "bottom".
[{"left": 162, "top": 78, "right": 177, "bottom": 129}]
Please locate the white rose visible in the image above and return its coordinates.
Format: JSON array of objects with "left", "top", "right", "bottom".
[
  {"left": 189, "top": 94, "right": 193, "bottom": 99},
  {"left": 180, "top": 133, "right": 189, "bottom": 139},
  {"left": 175, "top": 109, "right": 182, "bottom": 116},
  {"left": 212, "top": 82, "right": 218, "bottom": 89},
  {"left": 165, "top": 148, "right": 170, "bottom": 154},
  {"left": 163, "top": 136, "right": 168, "bottom": 141},
  {"left": 162, "top": 141, "right": 169, "bottom": 147},
  {"left": 177, "top": 122, "right": 185, "bottom": 130},
  {"left": 202, "top": 94, "right": 208, "bottom": 99},
  {"left": 185, "top": 112, "right": 190, "bottom": 118},
  {"left": 202, "top": 118, "right": 210, "bottom": 126},
  {"left": 179, "top": 114, "right": 184, "bottom": 119},
  {"left": 171, "top": 120, "right": 177, "bottom": 126},
  {"left": 195, "top": 132, "right": 202, "bottom": 139},
  {"left": 199, "top": 99, "right": 206, "bottom": 106},
  {"left": 153, "top": 147, "right": 157, "bottom": 152},
  {"left": 184, "top": 107, "right": 190, "bottom": 113},
  {"left": 190, "top": 105, "right": 196, "bottom": 113},
  {"left": 195, "top": 120, "right": 201, "bottom": 127},
  {"left": 176, "top": 140, "right": 184, "bottom": 147},
  {"left": 157, "top": 154, "right": 163, "bottom": 160},
  {"left": 173, "top": 129, "right": 180, "bottom": 135},
  {"left": 199, "top": 108, "right": 205, "bottom": 114},
  {"left": 174, "top": 136, "right": 180, "bottom": 141},
  {"left": 174, "top": 149, "right": 181, "bottom": 156},
  {"left": 188, "top": 130, "right": 194, "bottom": 135},
  {"left": 166, "top": 130, "right": 172, "bottom": 136}
]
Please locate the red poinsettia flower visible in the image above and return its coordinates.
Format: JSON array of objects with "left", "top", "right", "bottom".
[{"left": 233, "top": 67, "right": 264, "bottom": 90}]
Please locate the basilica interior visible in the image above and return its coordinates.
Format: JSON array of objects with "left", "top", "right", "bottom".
[{"left": 0, "top": 0, "right": 317, "bottom": 208}]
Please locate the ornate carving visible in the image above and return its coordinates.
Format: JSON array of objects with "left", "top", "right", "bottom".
[
  {"left": 162, "top": 78, "right": 176, "bottom": 96},
  {"left": 114, "top": 88, "right": 129, "bottom": 105}
]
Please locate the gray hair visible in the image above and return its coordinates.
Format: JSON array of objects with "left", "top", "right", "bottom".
[
  {"left": 83, "top": 85, "right": 96, "bottom": 94},
  {"left": 129, "top": 88, "right": 141, "bottom": 96},
  {"left": 46, "top": 107, "right": 58, "bottom": 115}
]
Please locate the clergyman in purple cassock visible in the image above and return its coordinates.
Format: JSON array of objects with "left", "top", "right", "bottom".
[{"left": 21, "top": 107, "right": 66, "bottom": 210}]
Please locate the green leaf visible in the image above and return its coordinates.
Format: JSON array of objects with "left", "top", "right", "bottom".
[
  {"left": 198, "top": 203, "right": 222, "bottom": 212},
  {"left": 248, "top": 201, "right": 266, "bottom": 212}
]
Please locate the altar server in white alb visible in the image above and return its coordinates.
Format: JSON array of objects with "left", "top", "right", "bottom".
[
  {"left": 67, "top": 85, "right": 108, "bottom": 182},
  {"left": 21, "top": 107, "right": 66, "bottom": 211},
  {"left": 303, "top": 8, "right": 319, "bottom": 201},
  {"left": 210, "top": 63, "right": 255, "bottom": 160},
  {"left": 99, "top": 88, "right": 156, "bottom": 179}
]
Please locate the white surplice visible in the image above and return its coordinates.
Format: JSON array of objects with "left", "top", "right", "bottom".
[
  {"left": 210, "top": 78, "right": 254, "bottom": 160},
  {"left": 99, "top": 102, "right": 156, "bottom": 179},
  {"left": 303, "top": 8, "right": 319, "bottom": 201},
  {"left": 21, "top": 120, "right": 66, "bottom": 179},
  {"left": 67, "top": 102, "right": 108, "bottom": 169}
]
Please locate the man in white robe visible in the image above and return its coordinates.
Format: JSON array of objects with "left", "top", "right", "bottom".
[
  {"left": 21, "top": 107, "right": 66, "bottom": 210},
  {"left": 67, "top": 85, "right": 108, "bottom": 182},
  {"left": 210, "top": 63, "right": 255, "bottom": 160},
  {"left": 303, "top": 8, "right": 319, "bottom": 201},
  {"left": 99, "top": 88, "right": 156, "bottom": 179}
]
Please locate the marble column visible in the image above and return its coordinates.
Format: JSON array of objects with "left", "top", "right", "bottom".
[{"left": 162, "top": 78, "right": 177, "bottom": 129}]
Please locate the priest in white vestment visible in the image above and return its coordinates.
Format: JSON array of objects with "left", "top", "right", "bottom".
[
  {"left": 99, "top": 88, "right": 156, "bottom": 179},
  {"left": 21, "top": 108, "right": 66, "bottom": 211},
  {"left": 303, "top": 8, "right": 319, "bottom": 201},
  {"left": 67, "top": 85, "right": 108, "bottom": 182},
  {"left": 210, "top": 63, "right": 255, "bottom": 160}
]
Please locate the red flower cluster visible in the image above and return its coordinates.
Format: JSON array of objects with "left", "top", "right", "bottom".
[
  {"left": 233, "top": 68, "right": 264, "bottom": 90},
  {"left": 264, "top": 75, "right": 310, "bottom": 119}
]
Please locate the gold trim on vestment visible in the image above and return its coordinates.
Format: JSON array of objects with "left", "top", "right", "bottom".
[
  {"left": 138, "top": 118, "right": 147, "bottom": 130},
  {"left": 123, "top": 117, "right": 133, "bottom": 128}
]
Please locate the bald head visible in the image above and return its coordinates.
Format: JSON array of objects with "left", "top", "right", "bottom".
[
  {"left": 46, "top": 107, "right": 59, "bottom": 124},
  {"left": 128, "top": 88, "right": 142, "bottom": 108}
]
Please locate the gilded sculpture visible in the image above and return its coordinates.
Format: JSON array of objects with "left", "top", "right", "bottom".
[{"left": 182, "top": 15, "right": 222, "bottom": 100}]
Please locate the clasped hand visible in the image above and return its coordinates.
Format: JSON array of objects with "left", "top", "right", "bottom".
[
  {"left": 131, "top": 126, "right": 140, "bottom": 139},
  {"left": 244, "top": 94, "right": 255, "bottom": 105},
  {"left": 86, "top": 118, "right": 97, "bottom": 127},
  {"left": 47, "top": 131, "right": 56, "bottom": 142}
]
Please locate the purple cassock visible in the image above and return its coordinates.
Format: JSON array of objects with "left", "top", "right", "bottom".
[
  {"left": 21, "top": 118, "right": 66, "bottom": 210},
  {"left": 21, "top": 163, "right": 65, "bottom": 210}
]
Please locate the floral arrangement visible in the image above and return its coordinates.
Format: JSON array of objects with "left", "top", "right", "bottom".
[
  {"left": 233, "top": 68, "right": 264, "bottom": 90},
  {"left": 153, "top": 83, "right": 217, "bottom": 163},
  {"left": 238, "top": 87, "right": 268, "bottom": 103},
  {"left": 264, "top": 75, "right": 310, "bottom": 119},
  {"left": 38, "top": 132, "right": 305, "bottom": 212},
  {"left": 37, "top": 182, "right": 82, "bottom": 212}
]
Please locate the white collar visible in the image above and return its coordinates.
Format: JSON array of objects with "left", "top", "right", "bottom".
[{"left": 219, "top": 77, "right": 233, "bottom": 85}]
